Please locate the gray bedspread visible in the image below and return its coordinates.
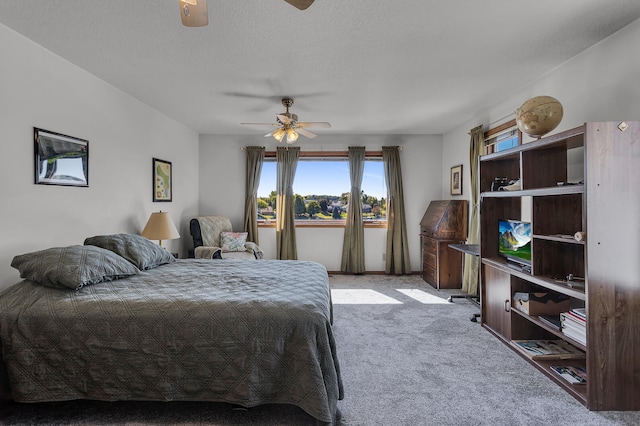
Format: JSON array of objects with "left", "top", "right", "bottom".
[{"left": 0, "top": 259, "right": 343, "bottom": 424}]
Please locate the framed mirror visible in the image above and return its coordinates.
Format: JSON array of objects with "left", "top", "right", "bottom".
[{"left": 34, "top": 128, "right": 89, "bottom": 187}]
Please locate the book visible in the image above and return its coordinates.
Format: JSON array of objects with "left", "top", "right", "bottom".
[
  {"left": 561, "top": 312, "right": 586, "bottom": 328},
  {"left": 562, "top": 327, "right": 587, "bottom": 346},
  {"left": 539, "top": 314, "right": 562, "bottom": 331},
  {"left": 512, "top": 340, "right": 586, "bottom": 360},
  {"left": 565, "top": 310, "right": 586, "bottom": 324},
  {"left": 571, "top": 307, "right": 587, "bottom": 320},
  {"left": 560, "top": 312, "right": 587, "bottom": 345},
  {"left": 551, "top": 365, "right": 587, "bottom": 384}
]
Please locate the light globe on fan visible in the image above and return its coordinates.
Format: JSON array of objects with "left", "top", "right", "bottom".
[
  {"left": 515, "top": 96, "right": 563, "bottom": 138},
  {"left": 241, "top": 98, "right": 331, "bottom": 144}
]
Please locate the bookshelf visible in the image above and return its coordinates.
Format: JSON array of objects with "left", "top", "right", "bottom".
[{"left": 479, "top": 121, "right": 640, "bottom": 411}]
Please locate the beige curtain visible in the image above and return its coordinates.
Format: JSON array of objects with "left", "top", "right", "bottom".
[
  {"left": 243, "top": 146, "right": 265, "bottom": 244},
  {"left": 462, "top": 125, "right": 483, "bottom": 295},
  {"left": 383, "top": 146, "right": 411, "bottom": 274},
  {"left": 341, "top": 146, "right": 366, "bottom": 273},
  {"left": 276, "top": 146, "right": 300, "bottom": 260}
]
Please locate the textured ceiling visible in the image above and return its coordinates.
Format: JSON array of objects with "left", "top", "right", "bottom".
[{"left": 1, "top": 1, "right": 640, "bottom": 137}]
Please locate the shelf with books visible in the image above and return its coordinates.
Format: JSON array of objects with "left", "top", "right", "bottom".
[
  {"left": 511, "top": 309, "right": 587, "bottom": 351},
  {"left": 480, "top": 122, "right": 640, "bottom": 410},
  {"left": 544, "top": 360, "right": 588, "bottom": 403},
  {"left": 551, "top": 365, "right": 587, "bottom": 385},
  {"left": 510, "top": 339, "right": 585, "bottom": 361},
  {"left": 561, "top": 309, "right": 587, "bottom": 346}
]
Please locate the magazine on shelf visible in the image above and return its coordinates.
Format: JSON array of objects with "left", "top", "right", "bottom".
[
  {"left": 562, "top": 331, "right": 586, "bottom": 346},
  {"left": 512, "top": 340, "right": 586, "bottom": 360},
  {"left": 562, "top": 327, "right": 587, "bottom": 346},
  {"left": 565, "top": 310, "right": 586, "bottom": 324},
  {"left": 539, "top": 314, "right": 562, "bottom": 331},
  {"left": 571, "top": 307, "right": 586, "bottom": 320},
  {"left": 551, "top": 365, "right": 587, "bottom": 384},
  {"left": 560, "top": 313, "right": 587, "bottom": 345},
  {"left": 561, "top": 314, "right": 586, "bottom": 330}
]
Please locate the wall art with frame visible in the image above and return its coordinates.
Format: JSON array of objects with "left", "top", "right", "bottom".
[
  {"left": 153, "top": 158, "right": 172, "bottom": 202},
  {"left": 34, "top": 128, "right": 89, "bottom": 187},
  {"left": 450, "top": 164, "right": 463, "bottom": 196}
]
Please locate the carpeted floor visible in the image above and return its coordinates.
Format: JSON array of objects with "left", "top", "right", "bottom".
[{"left": 2, "top": 274, "right": 639, "bottom": 425}]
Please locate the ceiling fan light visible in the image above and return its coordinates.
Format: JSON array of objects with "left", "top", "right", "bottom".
[
  {"left": 180, "top": 0, "right": 208, "bottom": 27},
  {"left": 273, "top": 128, "right": 285, "bottom": 142},
  {"left": 286, "top": 128, "right": 299, "bottom": 144}
]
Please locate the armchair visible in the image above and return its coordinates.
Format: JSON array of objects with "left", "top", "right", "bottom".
[{"left": 189, "top": 216, "right": 263, "bottom": 260}]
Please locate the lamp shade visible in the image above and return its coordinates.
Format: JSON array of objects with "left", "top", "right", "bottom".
[
  {"left": 141, "top": 211, "right": 180, "bottom": 246},
  {"left": 286, "top": 128, "right": 299, "bottom": 144},
  {"left": 180, "top": 0, "right": 208, "bottom": 27},
  {"left": 272, "top": 128, "right": 285, "bottom": 142}
]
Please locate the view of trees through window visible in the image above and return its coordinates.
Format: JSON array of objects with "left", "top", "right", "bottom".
[{"left": 257, "top": 159, "right": 387, "bottom": 223}]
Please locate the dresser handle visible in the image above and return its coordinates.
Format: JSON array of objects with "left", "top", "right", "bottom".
[{"left": 504, "top": 299, "right": 511, "bottom": 312}]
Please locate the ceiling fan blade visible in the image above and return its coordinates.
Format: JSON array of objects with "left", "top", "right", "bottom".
[
  {"left": 241, "top": 122, "right": 278, "bottom": 127},
  {"left": 297, "top": 121, "right": 331, "bottom": 128},
  {"left": 180, "top": 0, "right": 208, "bottom": 27},
  {"left": 284, "top": 0, "right": 314, "bottom": 10},
  {"left": 296, "top": 128, "right": 318, "bottom": 139},
  {"left": 277, "top": 114, "right": 293, "bottom": 124}
]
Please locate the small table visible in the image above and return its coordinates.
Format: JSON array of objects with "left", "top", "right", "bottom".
[{"left": 447, "top": 244, "right": 480, "bottom": 322}]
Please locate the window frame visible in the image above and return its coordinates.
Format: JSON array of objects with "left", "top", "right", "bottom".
[
  {"left": 484, "top": 119, "right": 522, "bottom": 155},
  {"left": 257, "top": 150, "right": 387, "bottom": 228}
]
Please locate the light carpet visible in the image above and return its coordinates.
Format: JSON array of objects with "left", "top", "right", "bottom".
[{"left": 2, "top": 274, "right": 639, "bottom": 425}]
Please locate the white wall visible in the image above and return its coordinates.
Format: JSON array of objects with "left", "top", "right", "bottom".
[
  {"left": 0, "top": 24, "right": 200, "bottom": 290},
  {"left": 442, "top": 17, "right": 640, "bottom": 201},
  {"left": 198, "top": 134, "right": 443, "bottom": 272}
]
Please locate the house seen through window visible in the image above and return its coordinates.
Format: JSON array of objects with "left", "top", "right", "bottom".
[{"left": 257, "top": 158, "right": 387, "bottom": 224}]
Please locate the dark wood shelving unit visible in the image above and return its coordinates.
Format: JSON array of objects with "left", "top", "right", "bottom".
[{"left": 479, "top": 121, "right": 640, "bottom": 411}]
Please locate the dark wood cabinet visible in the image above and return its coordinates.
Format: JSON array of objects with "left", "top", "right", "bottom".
[
  {"left": 479, "top": 121, "right": 640, "bottom": 411},
  {"left": 420, "top": 200, "right": 467, "bottom": 289}
]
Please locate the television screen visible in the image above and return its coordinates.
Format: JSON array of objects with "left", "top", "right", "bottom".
[{"left": 498, "top": 219, "right": 532, "bottom": 265}]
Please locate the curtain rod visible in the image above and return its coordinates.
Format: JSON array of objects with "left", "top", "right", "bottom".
[
  {"left": 240, "top": 147, "right": 402, "bottom": 151},
  {"left": 468, "top": 112, "right": 516, "bottom": 135}
]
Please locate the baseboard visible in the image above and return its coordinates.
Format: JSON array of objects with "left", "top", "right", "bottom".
[{"left": 327, "top": 271, "right": 422, "bottom": 275}]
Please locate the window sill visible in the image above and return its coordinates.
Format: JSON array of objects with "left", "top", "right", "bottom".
[{"left": 258, "top": 221, "right": 387, "bottom": 229}]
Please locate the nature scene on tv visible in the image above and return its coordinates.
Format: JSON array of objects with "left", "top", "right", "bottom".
[{"left": 499, "top": 220, "right": 532, "bottom": 262}]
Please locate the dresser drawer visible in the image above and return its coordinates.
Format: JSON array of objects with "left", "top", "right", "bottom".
[
  {"left": 422, "top": 237, "right": 437, "bottom": 252},
  {"left": 422, "top": 264, "right": 436, "bottom": 285}
]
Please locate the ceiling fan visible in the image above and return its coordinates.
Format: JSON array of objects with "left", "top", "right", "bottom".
[
  {"left": 180, "top": 0, "right": 315, "bottom": 27},
  {"left": 241, "top": 98, "right": 331, "bottom": 144}
]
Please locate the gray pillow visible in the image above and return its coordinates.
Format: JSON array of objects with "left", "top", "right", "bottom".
[
  {"left": 84, "top": 233, "right": 175, "bottom": 270},
  {"left": 11, "top": 245, "right": 140, "bottom": 290}
]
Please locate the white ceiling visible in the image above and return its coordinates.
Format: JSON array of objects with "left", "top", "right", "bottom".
[{"left": 1, "top": 1, "right": 640, "bottom": 137}]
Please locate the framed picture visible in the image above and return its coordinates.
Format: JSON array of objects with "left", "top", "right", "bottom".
[
  {"left": 153, "top": 158, "right": 172, "bottom": 202},
  {"left": 450, "top": 164, "right": 463, "bottom": 196},
  {"left": 34, "top": 128, "right": 89, "bottom": 187}
]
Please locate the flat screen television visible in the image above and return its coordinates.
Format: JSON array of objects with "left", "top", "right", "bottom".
[{"left": 498, "top": 219, "right": 532, "bottom": 266}]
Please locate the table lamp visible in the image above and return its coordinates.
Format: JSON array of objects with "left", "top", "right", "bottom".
[{"left": 141, "top": 211, "right": 180, "bottom": 248}]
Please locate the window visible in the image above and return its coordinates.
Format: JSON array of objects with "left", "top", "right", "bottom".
[
  {"left": 484, "top": 119, "right": 522, "bottom": 155},
  {"left": 257, "top": 152, "right": 387, "bottom": 226}
]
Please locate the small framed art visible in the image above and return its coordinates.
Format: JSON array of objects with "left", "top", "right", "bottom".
[
  {"left": 153, "top": 158, "right": 172, "bottom": 202},
  {"left": 34, "top": 128, "right": 89, "bottom": 187},
  {"left": 450, "top": 164, "right": 462, "bottom": 196}
]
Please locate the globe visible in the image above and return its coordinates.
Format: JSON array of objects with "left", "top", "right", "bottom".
[{"left": 515, "top": 96, "right": 563, "bottom": 138}]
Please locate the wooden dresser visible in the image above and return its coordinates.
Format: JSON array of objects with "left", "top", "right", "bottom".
[{"left": 420, "top": 200, "right": 468, "bottom": 289}]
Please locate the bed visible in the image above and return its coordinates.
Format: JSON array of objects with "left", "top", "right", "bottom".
[{"left": 0, "top": 235, "right": 343, "bottom": 425}]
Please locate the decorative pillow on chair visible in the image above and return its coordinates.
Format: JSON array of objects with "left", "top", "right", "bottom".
[{"left": 220, "top": 232, "right": 248, "bottom": 252}]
